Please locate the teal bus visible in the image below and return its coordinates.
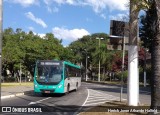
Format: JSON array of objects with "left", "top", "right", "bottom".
[{"left": 34, "top": 60, "right": 81, "bottom": 95}]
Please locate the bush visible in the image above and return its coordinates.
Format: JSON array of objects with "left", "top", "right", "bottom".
[
  {"left": 139, "top": 67, "right": 144, "bottom": 82},
  {"left": 4, "top": 77, "right": 17, "bottom": 82},
  {"left": 115, "top": 70, "right": 128, "bottom": 83},
  {"left": 139, "top": 66, "right": 151, "bottom": 85}
]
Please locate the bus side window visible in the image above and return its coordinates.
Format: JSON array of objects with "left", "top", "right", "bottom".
[
  {"left": 65, "top": 65, "right": 70, "bottom": 79},
  {"left": 65, "top": 68, "right": 68, "bottom": 79}
]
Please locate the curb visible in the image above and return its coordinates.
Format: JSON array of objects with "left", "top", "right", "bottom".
[{"left": 1, "top": 93, "right": 25, "bottom": 99}]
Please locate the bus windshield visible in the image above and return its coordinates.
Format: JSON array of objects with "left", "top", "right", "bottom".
[{"left": 36, "top": 64, "right": 62, "bottom": 85}]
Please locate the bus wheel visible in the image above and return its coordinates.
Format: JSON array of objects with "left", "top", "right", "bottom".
[{"left": 66, "top": 85, "right": 70, "bottom": 94}]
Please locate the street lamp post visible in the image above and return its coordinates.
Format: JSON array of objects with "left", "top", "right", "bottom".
[
  {"left": 96, "top": 37, "right": 104, "bottom": 82},
  {"left": 84, "top": 49, "right": 89, "bottom": 81},
  {"left": 120, "top": 35, "right": 125, "bottom": 102},
  {"left": 0, "top": 0, "right": 2, "bottom": 83},
  {"left": 20, "top": 62, "right": 22, "bottom": 84},
  {"left": 85, "top": 56, "right": 89, "bottom": 81},
  {"left": 144, "top": 48, "right": 148, "bottom": 87},
  {"left": 144, "top": 48, "right": 146, "bottom": 87}
]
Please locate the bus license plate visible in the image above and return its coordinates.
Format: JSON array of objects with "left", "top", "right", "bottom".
[{"left": 45, "top": 91, "right": 50, "bottom": 93}]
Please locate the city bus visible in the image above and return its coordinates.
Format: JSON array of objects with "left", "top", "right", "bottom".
[{"left": 34, "top": 60, "right": 81, "bottom": 95}]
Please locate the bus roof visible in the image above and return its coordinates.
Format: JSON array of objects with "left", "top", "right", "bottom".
[{"left": 63, "top": 61, "right": 81, "bottom": 69}]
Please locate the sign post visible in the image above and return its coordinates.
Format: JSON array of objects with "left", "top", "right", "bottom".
[{"left": 108, "top": 20, "right": 129, "bottom": 102}]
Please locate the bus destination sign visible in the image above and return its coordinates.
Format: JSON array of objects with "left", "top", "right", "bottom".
[{"left": 40, "top": 62, "right": 60, "bottom": 65}]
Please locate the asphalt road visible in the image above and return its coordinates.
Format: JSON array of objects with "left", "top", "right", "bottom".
[{"left": 1, "top": 82, "right": 151, "bottom": 115}]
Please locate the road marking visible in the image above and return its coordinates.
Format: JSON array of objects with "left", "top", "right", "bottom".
[
  {"left": 84, "top": 101, "right": 110, "bottom": 106},
  {"left": 83, "top": 89, "right": 121, "bottom": 107},
  {"left": 28, "top": 97, "right": 52, "bottom": 105},
  {"left": 86, "top": 98, "right": 119, "bottom": 103},
  {"left": 82, "top": 89, "right": 89, "bottom": 106},
  {"left": 1, "top": 93, "right": 25, "bottom": 99},
  {"left": 74, "top": 88, "right": 89, "bottom": 115}
]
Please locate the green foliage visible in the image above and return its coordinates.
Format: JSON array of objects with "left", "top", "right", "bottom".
[
  {"left": 115, "top": 70, "right": 128, "bottom": 82},
  {"left": 2, "top": 28, "right": 67, "bottom": 77},
  {"left": 69, "top": 33, "right": 111, "bottom": 69},
  {"left": 2, "top": 28, "right": 128, "bottom": 82},
  {"left": 139, "top": 10, "right": 154, "bottom": 52},
  {"left": 4, "top": 77, "right": 17, "bottom": 82},
  {"left": 139, "top": 66, "right": 152, "bottom": 84}
]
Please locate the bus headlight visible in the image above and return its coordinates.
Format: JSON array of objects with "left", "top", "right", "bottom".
[
  {"left": 58, "top": 84, "right": 62, "bottom": 88},
  {"left": 35, "top": 84, "right": 38, "bottom": 87}
]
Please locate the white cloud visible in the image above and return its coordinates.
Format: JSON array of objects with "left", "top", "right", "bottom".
[
  {"left": 28, "top": 26, "right": 34, "bottom": 31},
  {"left": 51, "top": 0, "right": 129, "bottom": 19},
  {"left": 86, "top": 0, "right": 129, "bottom": 13},
  {"left": 52, "top": 7, "right": 59, "bottom": 13},
  {"left": 110, "top": 13, "right": 129, "bottom": 21},
  {"left": 43, "top": 0, "right": 52, "bottom": 5},
  {"left": 5, "top": 0, "right": 39, "bottom": 7},
  {"left": 47, "top": 6, "right": 52, "bottom": 13},
  {"left": 53, "top": 0, "right": 76, "bottom": 5},
  {"left": 43, "top": 0, "right": 59, "bottom": 13},
  {"left": 25, "top": 12, "right": 47, "bottom": 28},
  {"left": 52, "top": 0, "right": 129, "bottom": 12},
  {"left": 52, "top": 27, "right": 90, "bottom": 41},
  {"left": 47, "top": 6, "right": 59, "bottom": 13},
  {"left": 100, "top": 14, "right": 106, "bottom": 20},
  {"left": 37, "top": 33, "right": 46, "bottom": 38}
]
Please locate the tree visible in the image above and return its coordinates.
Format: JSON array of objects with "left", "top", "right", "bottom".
[
  {"left": 139, "top": 7, "right": 153, "bottom": 52},
  {"left": 2, "top": 28, "right": 24, "bottom": 78},
  {"left": 2, "top": 28, "right": 66, "bottom": 80},
  {"left": 149, "top": 0, "right": 160, "bottom": 110},
  {"left": 139, "top": 0, "right": 160, "bottom": 110},
  {"left": 69, "top": 33, "right": 119, "bottom": 80}
]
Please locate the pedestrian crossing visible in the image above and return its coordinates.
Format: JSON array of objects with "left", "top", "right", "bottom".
[{"left": 83, "top": 89, "right": 120, "bottom": 106}]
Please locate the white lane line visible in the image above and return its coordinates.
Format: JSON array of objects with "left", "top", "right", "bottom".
[
  {"left": 82, "top": 89, "right": 89, "bottom": 106},
  {"left": 36, "top": 97, "right": 52, "bottom": 103},
  {"left": 1, "top": 93, "right": 25, "bottom": 99},
  {"left": 74, "top": 88, "right": 89, "bottom": 115},
  {"left": 86, "top": 98, "right": 118, "bottom": 103},
  {"left": 87, "top": 97, "right": 118, "bottom": 102},
  {"left": 28, "top": 97, "right": 52, "bottom": 105},
  {"left": 1, "top": 95, "right": 16, "bottom": 99},
  {"left": 89, "top": 93, "right": 116, "bottom": 96},
  {"left": 84, "top": 101, "right": 109, "bottom": 106},
  {"left": 89, "top": 96, "right": 116, "bottom": 99}
]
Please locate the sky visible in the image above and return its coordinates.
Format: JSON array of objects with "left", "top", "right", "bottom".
[{"left": 3, "top": 0, "right": 129, "bottom": 46}]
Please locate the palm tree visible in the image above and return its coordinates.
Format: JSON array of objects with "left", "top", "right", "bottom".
[{"left": 149, "top": 0, "right": 160, "bottom": 109}]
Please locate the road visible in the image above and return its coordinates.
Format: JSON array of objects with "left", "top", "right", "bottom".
[{"left": 1, "top": 82, "right": 151, "bottom": 115}]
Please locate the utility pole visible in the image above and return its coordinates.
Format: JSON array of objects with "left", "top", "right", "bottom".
[
  {"left": 20, "top": 62, "right": 22, "bottom": 84},
  {"left": 85, "top": 55, "right": 88, "bottom": 81},
  {"left": 128, "top": 1, "right": 139, "bottom": 106},
  {"left": 0, "top": 0, "right": 2, "bottom": 84},
  {"left": 96, "top": 37, "right": 104, "bottom": 82},
  {"left": 120, "top": 35, "right": 125, "bottom": 102}
]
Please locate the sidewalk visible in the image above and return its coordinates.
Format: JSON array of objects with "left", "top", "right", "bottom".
[{"left": 1, "top": 85, "right": 33, "bottom": 99}]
